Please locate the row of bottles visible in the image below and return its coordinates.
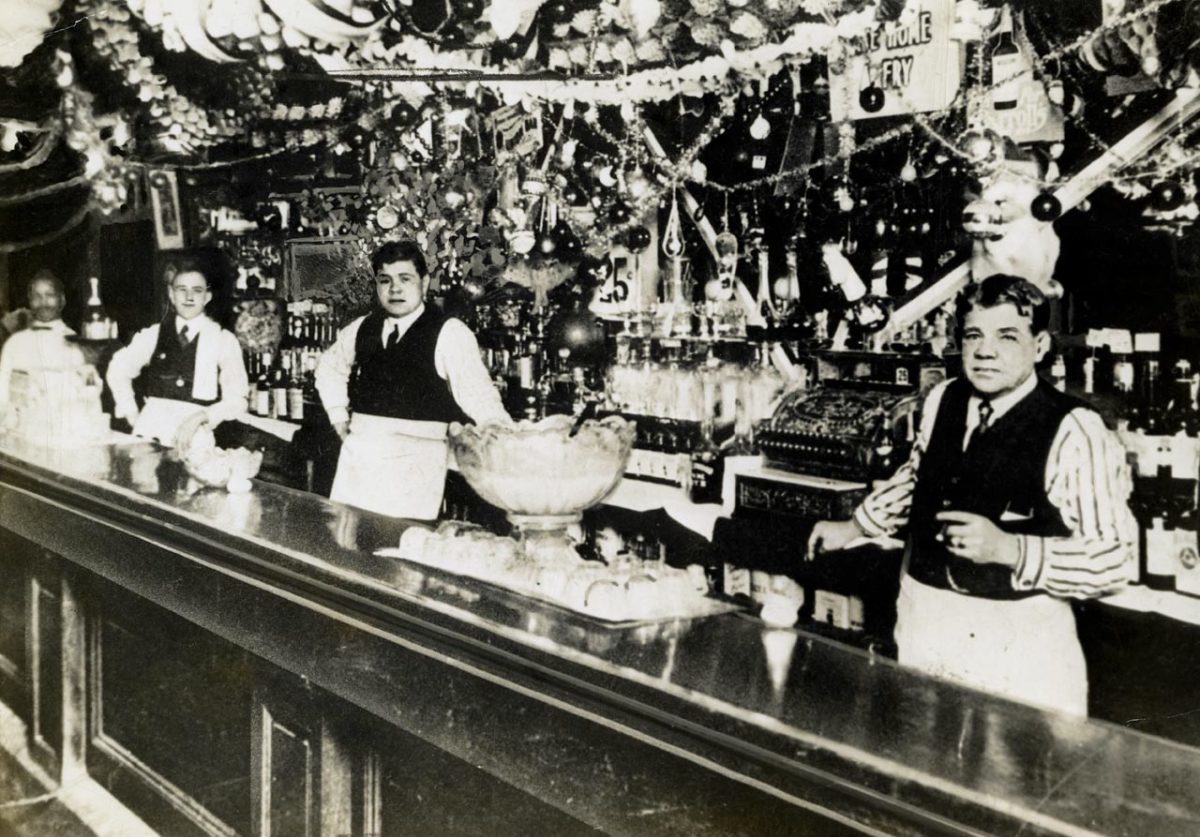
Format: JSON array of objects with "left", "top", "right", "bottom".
[
  {"left": 245, "top": 348, "right": 315, "bottom": 422},
  {"left": 1080, "top": 331, "right": 1200, "bottom": 596}
]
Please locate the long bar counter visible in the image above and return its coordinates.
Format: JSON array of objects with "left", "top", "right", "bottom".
[{"left": 0, "top": 435, "right": 1198, "bottom": 836}]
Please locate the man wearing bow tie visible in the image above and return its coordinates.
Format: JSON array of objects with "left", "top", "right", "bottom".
[
  {"left": 315, "top": 240, "right": 510, "bottom": 520},
  {"left": 0, "top": 270, "right": 92, "bottom": 421},
  {"left": 107, "top": 259, "right": 249, "bottom": 437},
  {"left": 806, "top": 274, "right": 1137, "bottom": 715}
]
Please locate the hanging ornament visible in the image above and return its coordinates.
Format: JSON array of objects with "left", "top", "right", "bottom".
[
  {"left": 1151, "top": 180, "right": 1186, "bottom": 212},
  {"left": 541, "top": 0, "right": 575, "bottom": 25},
  {"left": 625, "top": 169, "right": 650, "bottom": 199},
  {"left": 561, "top": 183, "right": 582, "bottom": 205},
  {"left": 596, "top": 164, "right": 618, "bottom": 187},
  {"left": 392, "top": 102, "right": 419, "bottom": 128},
  {"left": 626, "top": 225, "right": 652, "bottom": 252},
  {"left": 578, "top": 254, "right": 613, "bottom": 287},
  {"left": 858, "top": 85, "right": 885, "bottom": 113},
  {"left": 376, "top": 204, "right": 401, "bottom": 230},
  {"left": 959, "top": 128, "right": 1004, "bottom": 169},
  {"left": 690, "top": 161, "right": 708, "bottom": 183},
  {"left": 748, "top": 114, "right": 772, "bottom": 140},
  {"left": 536, "top": 231, "right": 558, "bottom": 257},
  {"left": 704, "top": 276, "right": 735, "bottom": 302},
  {"left": 661, "top": 193, "right": 684, "bottom": 259},
  {"left": 1030, "top": 192, "right": 1062, "bottom": 222},
  {"left": 835, "top": 186, "right": 856, "bottom": 214},
  {"left": 608, "top": 200, "right": 632, "bottom": 224},
  {"left": 900, "top": 161, "right": 918, "bottom": 183}
]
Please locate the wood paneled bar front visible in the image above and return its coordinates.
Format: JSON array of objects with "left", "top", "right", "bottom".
[{"left": 0, "top": 436, "right": 1197, "bottom": 836}]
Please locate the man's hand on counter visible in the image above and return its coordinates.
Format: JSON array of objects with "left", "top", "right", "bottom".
[
  {"left": 333, "top": 421, "right": 349, "bottom": 441},
  {"left": 936, "top": 511, "right": 1020, "bottom": 568},
  {"left": 806, "top": 519, "right": 866, "bottom": 561}
]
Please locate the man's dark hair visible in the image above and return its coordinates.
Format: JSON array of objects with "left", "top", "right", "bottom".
[
  {"left": 371, "top": 240, "right": 427, "bottom": 277},
  {"left": 27, "top": 268, "right": 64, "bottom": 300},
  {"left": 958, "top": 274, "right": 1050, "bottom": 335},
  {"left": 170, "top": 256, "right": 212, "bottom": 289}
]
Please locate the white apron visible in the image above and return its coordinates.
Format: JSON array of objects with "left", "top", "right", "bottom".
[
  {"left": 894, "top": 574, "right": 1087, "bottom": 716},
  {"left": 330, "top": 413, "right": 449, "bottom": 520}
]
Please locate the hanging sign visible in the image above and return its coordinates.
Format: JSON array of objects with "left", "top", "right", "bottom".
[
  {"left": 829, "top": 0, "right": 960, "bottom": 121},
  {"left": 976, "top": 14, "right": 1064, "bottom": 143}
]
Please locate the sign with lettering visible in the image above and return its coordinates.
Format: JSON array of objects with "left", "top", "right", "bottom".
[
  {"left": 977, "top": 19, "right": 1064, "bottom": 143},
  {"left": 829, "top": 0, "right": 960, "bottom": 121}
]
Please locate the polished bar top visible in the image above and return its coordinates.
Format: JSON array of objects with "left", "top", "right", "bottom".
[{"left": 2, "top": 434, "right": 1199, "bottom": 835}]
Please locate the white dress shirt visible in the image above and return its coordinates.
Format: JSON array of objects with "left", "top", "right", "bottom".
[
  {"left": 854, "top": 373, "right": 1139, "bottom": 599},
  {"left": 0, "top": 319, "right": 87, "bottom": 414},
  {"left": 315, "top": 304, "right": 509, "bottom": 430},
  {"left": 106, "top": 314, "right": 249, "bottom": 425}
]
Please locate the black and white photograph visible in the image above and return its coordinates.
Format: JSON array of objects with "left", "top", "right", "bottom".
[{"left": 0, "top": 0, "right": 1199, "bottom": 834}]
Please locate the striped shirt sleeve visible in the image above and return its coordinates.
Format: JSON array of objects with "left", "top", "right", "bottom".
[
  {"left": 853, "top": 382, "right": 947, "bottom": 538},
  {"left": 1012, "top": 407, "right": 1139, "bottom": 598}
]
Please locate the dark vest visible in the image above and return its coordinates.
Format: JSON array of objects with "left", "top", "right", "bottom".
[
  {"left": 908, "top": 376, "right": 1082, "bottom": 599},
  {"left": 144, "top": 316, "right": 216, "bottom": 406},
  {"left": 348, "top": 308, "right": 470, "bottom": 425}
]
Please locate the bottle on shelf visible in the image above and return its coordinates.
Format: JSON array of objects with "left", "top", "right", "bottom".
[
  {"left": 82, "top": 277, "right": 115, "bottom": 341},
  {"left": 254, "top": 351, "right": 273, "bottom": 417},
  {"left": 272, "top": 353, "right": 290, "bottom": 419},
  {"left": 1143, "top": 515, "right": 1178, "bottom": 591},
  {"left": 287, "top": 352, "right": 305, "bottom": 422}
]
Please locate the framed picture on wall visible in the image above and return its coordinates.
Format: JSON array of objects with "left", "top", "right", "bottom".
[{"left": 147, "top": 169, "right": 184, "bottom": 250}]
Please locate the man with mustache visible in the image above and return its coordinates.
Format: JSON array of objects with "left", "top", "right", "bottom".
[
  {"left": 315, "top": 240, "right": 509, "bottom": 520},
  {"left": 0, "top": 270, "right": 92, "bottom": 423},
  {"left": 807, "top": 274, "right": 1137, "bottom": 716}
]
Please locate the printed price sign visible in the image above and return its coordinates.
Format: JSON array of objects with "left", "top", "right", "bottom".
[{"left": 830, "top": 0, "right": 960, "bottom": 121}]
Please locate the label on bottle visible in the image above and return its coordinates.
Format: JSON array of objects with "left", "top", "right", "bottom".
[
  {"left": 273, "top": 388, "right": 288, "bottom": 419},
  {"left": 1145, "top": 521, "right": 1177, "bottom": 588},
  {"left": 288, "top": 387, "right": 305, "bottom": 421},
  {"left": 254, "top": 388, "right": 271, "bottom": 417},
  {"left": 991, "top": 50, "right": 1022, "bottom": 109}
]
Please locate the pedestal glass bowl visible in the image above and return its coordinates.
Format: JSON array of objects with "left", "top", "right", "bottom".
[{"left": 448, "top": 415, "right": 636, "bottom": 563}]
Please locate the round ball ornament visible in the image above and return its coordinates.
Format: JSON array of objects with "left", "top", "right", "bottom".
[
  {"left": 391, "top": 102, "right": 419, "bottom": 128},
  {"left": 1031, "top": 192, "right": 1062, "bottom": 222},
  {"left": 541, "top": 0, "right": 574, "bottom": 24},
  {"left": 704, "top": 276, "right": 735, "bottom": 302},
  {"left": 536, "top": 232, "right": 558, "bottom": 257},
  {"left": 748, "top": 114, "right": 771, "bottom": 140},
  {"left": 1151, "top": 180, "right": 1186, "bottom": 212},
  {"left": 607, "top": 200, "right": 632, "bottom": 225},
  {"left": 858, "top": 85, "right": 886, "bottom": 113},
  {"left": 453, "top": 0, "right": 485, "bottom": 19},
  {"left": 626, "top": 225, "right": 652, "bottom": 252}
]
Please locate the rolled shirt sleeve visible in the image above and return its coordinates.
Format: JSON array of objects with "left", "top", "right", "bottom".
[
  {"left": 1012, "top": 408, "right": 1139, "bottom": 598},
  {"left": 105, "top": 325, "right": 159, "bottom": 421},
  {"left": 435, "top": 318, "right": 511, "bottom": 426},
  {"left": 205, "top": 330, "right": 250, "bottom": 425},
  {"left": 314, "top": 316, "right": 362, "bottom": 427},
  {"left": 852, "top": 382, "right": 946, "bottom": 538}
]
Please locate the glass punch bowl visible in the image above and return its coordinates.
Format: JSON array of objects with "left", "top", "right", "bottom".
[{"left": 448, "top": 414, "right": 636, "bottom": 563}]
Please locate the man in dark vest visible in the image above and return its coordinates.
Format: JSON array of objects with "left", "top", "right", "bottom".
[
  {"left": 315, "top": 240, "right": 510, "bottom": 519},
  {"left": 107, "top": 258, "right": 249, "bottom": 442},
  {"left": 807, "top": 274, "right": 1137, "bottom": 715}
]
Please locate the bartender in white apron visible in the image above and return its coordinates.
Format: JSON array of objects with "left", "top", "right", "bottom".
[
  {"left": 806, "top": 275, "right": 1138, "bottom": 716},
  {"left": 107, "top": 260, "right": 249, "bottom": 442},
  {"left": 315, "top": 240, "right": 510, "bottom": 520}
]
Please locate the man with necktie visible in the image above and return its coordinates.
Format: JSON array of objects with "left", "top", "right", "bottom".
[
  {"left": 107, "top": 258, "right": 249, "bottom": 439},
  {"left": 806, "top": 274, "right": 1138, "bottom": 715},
  {"left": 315, "top": 240, "right": 510, "bottom": 520},
  {"left": 0, "top": 270, "right": 92, "bottom": 421}
]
